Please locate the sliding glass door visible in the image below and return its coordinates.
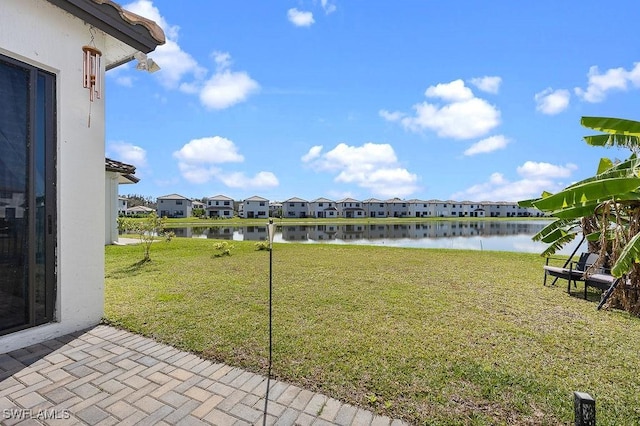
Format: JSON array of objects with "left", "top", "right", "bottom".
[{"left": 0, "top": 54, "right": 56, "bottom": 335}]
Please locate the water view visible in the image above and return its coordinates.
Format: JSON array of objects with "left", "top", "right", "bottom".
[{"left": 165, "top": 220, "right": 583, "bottom": 254}]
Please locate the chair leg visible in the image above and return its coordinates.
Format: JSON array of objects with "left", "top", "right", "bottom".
[{"left": 584, "top": 282, "right": 588, "bottom": 299}]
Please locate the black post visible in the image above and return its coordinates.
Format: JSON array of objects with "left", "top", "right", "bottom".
[
  {"left": 574, "top": 391, "right": 595, "bottom": 426},
  {"left": 263, "top": 220, "right": 274, "bottom": 426}
]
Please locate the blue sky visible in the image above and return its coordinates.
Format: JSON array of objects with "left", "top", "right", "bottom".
[{"left": 106, "top": 0, "right": 638, "bottom": 203}]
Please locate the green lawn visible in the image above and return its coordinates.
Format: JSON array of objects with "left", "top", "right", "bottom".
[{"left": 104, "top": 238, "right": 640, "bottom": 425}]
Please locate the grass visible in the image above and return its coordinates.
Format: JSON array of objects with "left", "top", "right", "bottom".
[{"left": 104, "top": 238, "right": 640, "bottom": 425}]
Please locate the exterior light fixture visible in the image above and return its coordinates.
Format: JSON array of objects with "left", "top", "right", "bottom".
[{"left": 134, "top": 52, "right": 161, "bottom": 73}]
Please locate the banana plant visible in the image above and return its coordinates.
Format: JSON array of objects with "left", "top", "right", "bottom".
[{"left": 521, "top": 117, "right": 640, "bottom": 280}]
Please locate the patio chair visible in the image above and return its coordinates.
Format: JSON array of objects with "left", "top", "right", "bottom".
[{"left": 543, "top": 252, "right": 599, "bottom": 292}]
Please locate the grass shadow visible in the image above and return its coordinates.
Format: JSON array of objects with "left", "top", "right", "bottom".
[{"left": 106, "top": 258, "right": 152, "bottom": 279}]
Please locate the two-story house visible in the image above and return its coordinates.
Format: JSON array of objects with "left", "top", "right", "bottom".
[
  {"left": 241, "top": 196, "right": 269, "bottom": 219},
  {"left": 385, "top": 198, "right": 409, "bottom": 218},
  {"left": 283, "top": 197, "right": 308, "bottom": 218},
  {"left": 205, "top": 194, "right": 234, "bottom": 218},
  {"left": 157, "top": 193, "right": 193, "bottom": 218},
  {"left": 336, "top": 198, "right": 365, "bottom": 218},
  {"left": 363, "top": 198, "right": 386, "bottom": 218},
  {"left": 309, "top": 198, "right": 338, "bottom": 218}
]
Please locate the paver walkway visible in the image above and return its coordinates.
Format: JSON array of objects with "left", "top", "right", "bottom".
[{"left": 0, "top": 325, "right": 410, "bottom": 425}]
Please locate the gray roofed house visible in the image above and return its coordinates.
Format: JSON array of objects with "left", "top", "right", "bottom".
[
  {"left": 204, "top": 194, "right": 235, "bottom": 218},
  {"left": 309, "top": 197, "right": 337, "bottom": 218},
  {"left": 336, "top": 198, "right": 365, "bottom": 218},
  {"left": 157, "top": 193, "right": 193, "bottom": 218},
  {"left": 283, "top": 197, "right": 308, "bottom": 218},
  {"left": 241, "top": 195, "right": 269, "bottom": 219}
]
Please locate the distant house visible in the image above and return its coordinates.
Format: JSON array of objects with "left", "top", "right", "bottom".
[
  {"left": 283, "top": 197, "right": 308, "bottom": 218},
  {"left": 1, "top": 0, "right": 164, "bottom": 352},
  {"left": 363, "top": 198, "right": 386, "bottom": 218},
  {"left": 205, "top": 194, "right": 234, "bottom": 218},
  {"left": 118, "top": 197, "right": 129, "bottom": 215},
  {"left": 385, "top": 198, "right": 408, "bottom": 218},
  {"left": 241, "top": 196, "right": 269, "bottom": 219},
  {"left": 192, "top": 200, "right": 205, "bottom": 212},
  {"left": 336, "top": 198, "right": 365, "bottom": 218},
  {"left": 157, "top": 194, "right": 193, "bottom": 218},
  {"left": 459, "top": 201, "right": 485, "bottom": 218},
  {"left": 269, "top": 202, "right": 283, "bottom": 218},
  {"left": 105, "top": 158, "right": 139, "bottom": 244},
  {"left": 309, "top": 198, "right": 338, "bottom": 218},
  {"left": 408, "top": 199, "right": 430, "bottom": 218},
  {"left": 125, "top": 205, "right": 154, "bottom": 216}
]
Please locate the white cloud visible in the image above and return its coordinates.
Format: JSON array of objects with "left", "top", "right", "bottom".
[
  {"left": 176, "top": 163, "right": 222, "bottom": 185},
  {"left": 320, "top": 0, "right": 337, "bottom": 14},
  {"left": 195, "top": 51, "right": 260, "bottom": 110},
  {"left": 288, "top": 8, "right": 315, "bottom": 27},
  {"left": 174, "top": 136, "right": 245, "bottom": 165},
  {"left": 381, "top": 79, "right": 500, "bottom": 139},
  {"left": 379, "top": 110, "right": 405, "bottom": 122},
  {"left": 303, "top": 143, "right": 420, "bottom": 198},
  {"left": 213, "top": 51, "right": 232, "bottom": 69},
  {"left": 516, "top": 161, "right": 577, "bottom": 179},
  {"left": 199, "top": 70, "right": 260, "bottom": 110},
  {"left": 463, "top": 135, "right": 511, "bottom": 156},
  {"left": 450, "top": 161, "right": 578, "bottom": 202},
  {"left": 107, "top": 141, "right": 147, "bottom": 167},
  {"left": 469, "top": 76, "right": 502, "bottom": 94},
  {"left": 218, "top": 171, "right": 279, "bottom": 189},
  {"left": 301, "top": 145, "right": 323, "bottom": 162},
  {"left": 123, "top": 2, "right": 258, "bottom": 110},
  {"left": 575, "top": 63, "right": 640, "bottom": 103},
  {"left": 173, "top": 136, "right": 277, "bottom": 188},
  {"left": 425, "top": 79, "right": 474, "bottom": 102},
  {"left": 124, "top": 0, "right": 205, "bottom": 89},
  {"left": 534, "top": 88, "right": 570, "bottom": 115}
]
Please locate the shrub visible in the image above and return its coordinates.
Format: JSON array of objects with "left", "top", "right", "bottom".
[{"left": 213, "top": 241, "right": 234, "bottom": 257}]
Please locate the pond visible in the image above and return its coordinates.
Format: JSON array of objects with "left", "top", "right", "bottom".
[{"left": 164, "top": 220, "right": 584, "bottom": 255}]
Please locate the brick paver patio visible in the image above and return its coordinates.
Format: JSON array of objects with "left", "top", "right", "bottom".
[{"left": 0, "top": 325, "right": 409, "bottom": 425}]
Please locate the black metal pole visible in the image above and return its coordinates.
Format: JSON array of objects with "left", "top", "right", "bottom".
[{"left": 263, "top": 224, "right": 274, "bottom": 425}]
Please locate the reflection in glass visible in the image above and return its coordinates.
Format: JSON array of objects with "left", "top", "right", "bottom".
[{"left": 0, "top": 61, "right": 29, "bottom": 332}]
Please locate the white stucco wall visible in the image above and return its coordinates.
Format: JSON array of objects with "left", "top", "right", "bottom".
[
  {"left": 105, "top": 172, "right": 119, "bottom": 245},
  {"left": 0, "top": 0, "right": 108, "bottom": 352}
]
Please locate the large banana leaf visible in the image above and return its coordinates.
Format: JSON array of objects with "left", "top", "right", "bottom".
[
  {"left": 584, "top": 134, "right": 640, "bottom": 149},
  {"left": 564, "top": 156, "right": 640, "bottom": 190},
  {"left": 531, "top": 218, "right": 579, "bottom": 242},
  {"left": 611, "top": 232, "right": 640, "bottom": 277},
  {"left": 540, "top": 232, "right": 578, "bottom": 257},
  {"left": 581, "top": 117, "right": 640, "bottom": 135},
  {"left": 532, "top": 177, "right": 640, "bottom": 211},
  {"left": 582, "top": 117, "right": 640, "bottom": 152},
  {"left": 597, "top": 157, "right": 614, "bottom": 174}
]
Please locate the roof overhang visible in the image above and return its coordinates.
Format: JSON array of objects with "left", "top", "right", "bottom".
[{"left": 45, "top": 0, "right": 165, "bottom": 70}]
